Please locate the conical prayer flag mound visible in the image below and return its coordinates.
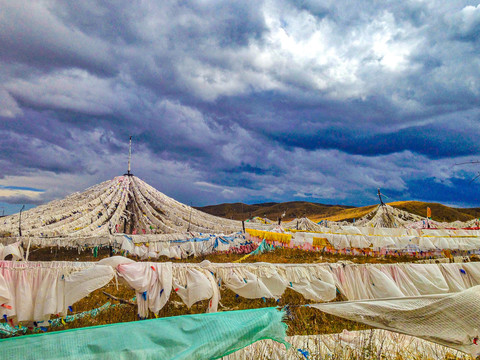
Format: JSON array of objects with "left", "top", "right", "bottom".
[{"left": 0, "top": 176, "right": 241, "bottom": 237}]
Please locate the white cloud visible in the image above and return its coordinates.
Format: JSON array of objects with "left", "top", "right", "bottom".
[
  {"left": 452, "top": 4, "right": 480, "bottom": 36},
  {"left": 0, "top": 188, "right": 43, "bottom": 201}
]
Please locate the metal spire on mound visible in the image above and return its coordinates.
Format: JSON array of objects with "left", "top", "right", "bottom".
[
  {"left": 125, "top": 136, "right": 133, "bottom": 176},
  {"left": 377, "top": 188, "right": 385, "bottom": 206}
]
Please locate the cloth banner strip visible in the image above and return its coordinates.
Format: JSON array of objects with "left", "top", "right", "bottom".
[
  {"left": 0, "top": 308, "right": 288, "bottom": 360},
  {"left": 247, "top": 226, "right": 480, "bottom": 252},
  {"left": 0, "top": 233, "right": 250, "bottom": 260},
  {"left": 114, "top": 259, "right": 480, "bottom": 319},
  {"left": 0, "top": 301, "right": 131, "bottom": 336},
  {"left": 3, "top": 258, "right": 480, "bottom": 322},
  {"left": 0, "top": 261, "right": 115, "bottom": 323},
  {"left": 310, "top": 286, "right": 480, "bottom": 357}
]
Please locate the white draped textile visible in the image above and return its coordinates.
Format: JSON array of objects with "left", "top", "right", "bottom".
[
  {"left": 2, "top": 258, "right": 480, "bottom": 324},
  {"left": 311, "top": 286, "right": 480, "bottom": 356}
]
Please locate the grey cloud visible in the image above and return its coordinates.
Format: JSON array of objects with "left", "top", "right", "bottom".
[
  {"left": 0, "top": 1, "right": 115, "bottom": 76},
  {"left": 0, "top": 87, "right": 22, "bottom": 117}
]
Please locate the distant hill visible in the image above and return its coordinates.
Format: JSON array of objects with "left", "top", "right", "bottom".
[
  {"left": 387, "top": 201, "right": 480, "bottom": 222},
  {"left": 197, "top": 200, "right": 480, "bottom": 223},
  {"left": 195, "top": 201, "right": 354, "bottom": 221}
]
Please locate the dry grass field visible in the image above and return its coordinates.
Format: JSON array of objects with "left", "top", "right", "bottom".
[{"left": 9, "top": 246, "right": 478, "bottom": 358}]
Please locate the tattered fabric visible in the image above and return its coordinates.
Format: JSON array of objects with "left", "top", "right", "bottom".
[
  {"left": 0, "top": 307, "right": 289, "bottom": 360},
  {"left": 310, "top": 285, "right": 480, "bottom": 357}
]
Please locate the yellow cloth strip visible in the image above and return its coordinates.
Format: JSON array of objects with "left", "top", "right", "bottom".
[
  {"left": 312, "top": 237, "right": 332, "bottom": 247},
  {"left": 288, "top": 229, "right": 480, "bottom": 238},
  {"left": 245, "top": 229, "right": 291, "bottom": 244},
  {"left": 233, "top": 252, "right": 254, "bottom": 263}
]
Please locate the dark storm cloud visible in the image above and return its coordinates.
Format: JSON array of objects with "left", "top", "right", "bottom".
[
  {"left": 54, "top": 1, "right": 267, "bottom": 47},
  {"left": 269, "top": 118, "right": 480, "bottom": 159},
  {"left": 1, "top": 0, "right": 480, "bottom": 209},
  {"left": 406, "top": 177, "right": 480, "bottom": 206}
]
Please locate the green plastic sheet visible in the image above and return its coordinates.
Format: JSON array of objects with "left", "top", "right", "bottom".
[{"left": 0, "top": 308, "right": 288, "bottom": 359}]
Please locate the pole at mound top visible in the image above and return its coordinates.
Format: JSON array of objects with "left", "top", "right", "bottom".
[
  {"left": 377, "top": 188, "right": 385, "bottom": 206},
  {"left": 126, "top": 135, "right": 133, "bottom": 176}
]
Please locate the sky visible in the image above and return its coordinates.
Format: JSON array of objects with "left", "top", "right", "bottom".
[{"left": 1, "top": 0, "right": 480, "bottom": 215}]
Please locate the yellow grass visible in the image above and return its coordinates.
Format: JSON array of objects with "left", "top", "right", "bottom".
[{"left": 310, "top": 205, "right": 376, "bottom": 222}]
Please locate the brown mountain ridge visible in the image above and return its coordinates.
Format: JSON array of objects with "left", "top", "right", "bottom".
[{"left": 196, "top": 201, "right": 480, "bottom": 223}]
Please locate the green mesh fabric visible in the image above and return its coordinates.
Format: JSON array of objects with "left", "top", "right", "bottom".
[{"left": 0, "top": 308, "right": 288, "bottom": 359}]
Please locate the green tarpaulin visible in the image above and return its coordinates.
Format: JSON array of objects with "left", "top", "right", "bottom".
[{"left": 0, "top": 308, "right": 288, "bottom": 359}]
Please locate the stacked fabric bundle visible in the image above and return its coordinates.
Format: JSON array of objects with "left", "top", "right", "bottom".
[
  {"left": 0, "top": 176, "right": 241, "bottom": 237},
  {"left": 355, "top": 204, "right": 423, "bottom": 228},
  {"left": 0, "top": 242, "right": 24, "bottom": 261},
  {"left": 282, "top": 217, "right": 325, "bottom": 232}
]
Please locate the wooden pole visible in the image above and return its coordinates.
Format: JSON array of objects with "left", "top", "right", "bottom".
[
  {"left": 187, "top": 204, "right": 193, "bottom": 232},
  {"left": 18, "top": 205, "right": 25, "bottom": 237}
]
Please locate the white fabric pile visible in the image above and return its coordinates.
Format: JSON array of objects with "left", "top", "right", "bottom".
[
  {"left": 355, "top": 204, "right": 423, "bottom": 228},
  {"left": 282, "top": 217, "right": 324, "bottom": 232},
  {"left": 0, "top": 242, "right": 24, "bottom": 260},
  {"left": 0, "top": 175, "right": 241, "bottom": 237}
]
